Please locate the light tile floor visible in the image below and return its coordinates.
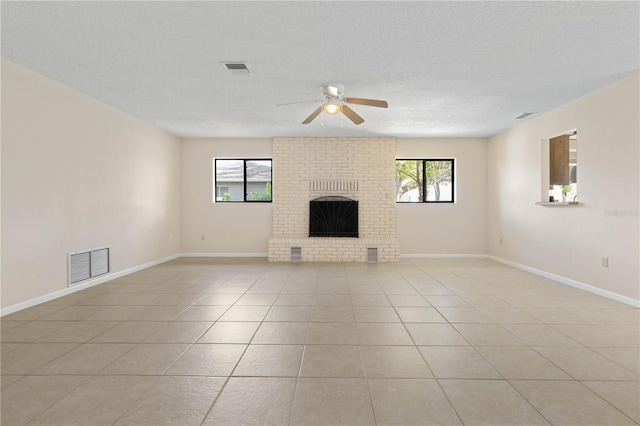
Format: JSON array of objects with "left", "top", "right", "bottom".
[{"left": 1, "top": 258, "right": 639, "bottom": 425}]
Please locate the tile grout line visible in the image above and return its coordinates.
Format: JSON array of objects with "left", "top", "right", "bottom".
[
  {"left": 387, "top": 269, "right": 468, "bottom": 426},
  {"left": 199, "top": 268, "right": 287, "bottom": 425}
]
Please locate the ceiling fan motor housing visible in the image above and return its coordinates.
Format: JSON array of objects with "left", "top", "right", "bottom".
[{"left": 322, "top": 83, "right": 344, "bottom": 99}]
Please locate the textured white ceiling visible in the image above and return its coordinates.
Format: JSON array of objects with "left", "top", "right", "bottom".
[{"left": 2, "top": 1, "right": 638, "bottom": 138}]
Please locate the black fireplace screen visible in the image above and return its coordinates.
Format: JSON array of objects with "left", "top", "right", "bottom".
[{"left": 309, "top": 196, "right": 358, "bottom": 238}]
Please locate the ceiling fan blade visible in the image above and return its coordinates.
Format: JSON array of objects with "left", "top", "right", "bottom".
[
  {"left": 302, "top": 106, "right": 323, "bottom": 124},
  {"left": 341, "top": 105, "right": 365, "bottom": 125},
  {"left": 276, "top": 100, "right": 323, "bottom": 107},
  {"left": 345, "top": 97, "right": 388, "bottom": 108}
]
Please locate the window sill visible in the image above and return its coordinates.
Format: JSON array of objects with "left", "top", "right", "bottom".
[{"left": 535, "top": 201, "right": 581, "bottom": 207}]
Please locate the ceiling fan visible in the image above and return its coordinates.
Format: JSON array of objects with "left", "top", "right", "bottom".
[{"left": 277, "top": 83, "right": 388, "bottom": 125}]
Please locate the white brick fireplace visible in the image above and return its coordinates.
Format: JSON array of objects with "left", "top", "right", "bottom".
[{"left": 268, "top": 137, "right": 400, "bottom": 262}]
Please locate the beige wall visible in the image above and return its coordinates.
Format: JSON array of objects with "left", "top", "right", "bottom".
[
  {"left": 180, "top": 138, "right": 273, "bottom": 255},
  {"left": 1, "top": 60, "right": 182, "bottom": 308},
  {"left": 487, "top": 72, "right": 639, "bottom": 301},
  {"left": 396, "top": 138, "right": 488, "bottom": 255},
  {"left": 181, "top": 137, "right": 488, "bottom": 259}
]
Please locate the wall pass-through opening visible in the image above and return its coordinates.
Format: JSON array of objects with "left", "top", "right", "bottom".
[{"left": 547, "top": 130, "right": 578, "bottom": 202}]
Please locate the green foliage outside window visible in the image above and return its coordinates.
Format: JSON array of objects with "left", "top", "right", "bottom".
[
  {"left": 249, "top": 182, "right": 272, "bottom": 201},
  {"left": 396, "top": 159, "right": 454, "bottom": 203}
]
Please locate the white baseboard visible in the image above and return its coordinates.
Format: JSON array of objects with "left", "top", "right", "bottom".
[
  {"left": 0, "top": 254, "right": 181, "bottom": 317},
  {"left": 180, "top": 253, "right": 268, "bottom": 258},
  {"left": 399, "top": 253, "right": 639, "bottom": 307},
  {"left": 401, "top": 254, "right": 488, "bottom": 259},
  {"left": 487, "top": 255, "right": 640, "bottom": 308},
  {"left": 3, "top": 252, "right": 637, "bottom": 315}
]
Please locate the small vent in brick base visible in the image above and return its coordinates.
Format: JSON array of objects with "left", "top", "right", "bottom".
[
  {"left": 291, "top": 247, "right": 302, "bottom": 262},
  {"left": 367, "top": 248, "right": 378, "bottom": 263}
]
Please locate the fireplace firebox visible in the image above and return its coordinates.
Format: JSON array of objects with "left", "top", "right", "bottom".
[{"left": 309, "top": 196, "right": 358, "bottom": 238}]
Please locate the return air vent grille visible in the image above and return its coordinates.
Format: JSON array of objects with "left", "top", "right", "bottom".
[
  {"left": 91, "top": 248, "right": 110, "bottom": 277},
  {"left": 290, "top": 247, "right": 302, "bottom": 262},
  {"left": 69, "top": 252, "right": 90, "bottom": 284},
  {"left": 69, "top": 247, "right": 110, "bottom": 286},
  {"left": 366, "top": 247, "right": 378, "bottom": 263}
]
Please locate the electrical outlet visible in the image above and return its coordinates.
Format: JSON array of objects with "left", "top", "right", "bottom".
[
  {"left": 499, "top": 237, "right": 503, "bottom": 245},
  {"left": 201, "top": 234, "right": 206, "bottom": 241},
  {"left": 169, "top": 235, "right": 174, "bottom": 243},
  {"left": 602, "top": 257, "right": 609, "bottom": 268}
]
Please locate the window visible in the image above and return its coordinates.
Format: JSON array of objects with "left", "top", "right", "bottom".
[
  {"left": 395, "top": 159, "right": 454, "bottom": 203},
  {"left": 214, "top": 159, "right": 272, "bottom": 202}
]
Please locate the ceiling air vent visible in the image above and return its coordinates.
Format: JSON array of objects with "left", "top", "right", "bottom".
[
  {"left": 514, "top": 112, "right": 535, "bottom": 119},
  {"left": 221, "top": 62, "right": 251, "bottom": 75}
]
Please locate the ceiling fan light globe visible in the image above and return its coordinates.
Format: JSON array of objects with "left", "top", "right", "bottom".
[{"left": 323, "top": 103, "right": 341, "bottom": 115}]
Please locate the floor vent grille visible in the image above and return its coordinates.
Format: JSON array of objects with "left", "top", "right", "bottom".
[
  {"left": 69, "top": 247, "right": 109, "bottom": 286},
  {"left": 291, "top": 247, "right": 302, "bottom": 262},
  {"left": 366, "top": 247, "right": 378, "bottom": 263}
]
